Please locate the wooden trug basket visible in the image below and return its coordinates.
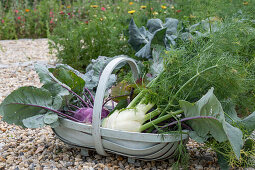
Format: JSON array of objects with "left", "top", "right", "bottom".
[{"left": 53, "top": 56, "right": 188, "bottom": 161}]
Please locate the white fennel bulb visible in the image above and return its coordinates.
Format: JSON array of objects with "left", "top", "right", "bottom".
[{"left": 102, "top": 103, "right": 154, "bottom": 132}]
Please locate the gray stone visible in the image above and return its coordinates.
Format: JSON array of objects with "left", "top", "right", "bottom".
[
  {"left": 127, "top": 157, "right": 135, "bottom": 164},
  {"left": 81, "top": 149, "right": 89, "bottom": 157},
  {"left": 0, "top": 143, "right": 4, "bottom": 150}
]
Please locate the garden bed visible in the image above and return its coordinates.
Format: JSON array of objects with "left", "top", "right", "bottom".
[{"left": 0, "top": 39, "right": 222, "bottom": 169}]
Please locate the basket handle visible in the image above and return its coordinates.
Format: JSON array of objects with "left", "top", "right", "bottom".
[{"left": 92, "top": 56, "right": 140, "bottom": 156}]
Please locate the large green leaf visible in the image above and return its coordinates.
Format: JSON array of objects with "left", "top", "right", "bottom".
[
  {"left": 221, "top": 99, "right": 255, "bottom": 134},
  {"left": 35, "top": 64, "right": 69, "bottom": 97},
  {"left": 0, "top": 86, "right": 55, "bottom": 126},
  {"left": 84, "top": 56, "right": 121, "bottom": 90},
  {"left": 221, "top": 99, "right": 241, "bottom": 123},
  {"left": 22, "top": 112, "right": 59, "bottom": 128},
  {"left": 44, "top": 112, "right": 58, "bottom": 124},
  {"left": 128, "top": 18, "right": 150, "bottom": 52},
  {"left": 179, "top": 88, "right": 243, "bottom": 159},
  {"left": 151, "top": 28, "right": 167, "bottom": 47},
  {"left": 241, "top": 111, "right": 255, "bottom": 133},
  {"left": 164, "top": 18, "right": 178, "bottom": 47},
  {"left": 149, "top": 46, "right": 165, "bottom": 79},
  {"left": 135, "top": 28, "right": 167, "bottom": 58},
  {"left": 146, "top": 18, "right": 164, "bottom": 33},
  {"left": 128, "top": 18, "right": 179, "bottom": 58},
  {"left": 23, "top": 114, "right": 45, "bottom": 128},
  {"left": 49, "top": 64, "right": 85, "bottom": 95}
]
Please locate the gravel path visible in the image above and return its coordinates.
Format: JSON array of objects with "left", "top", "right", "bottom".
[{"left": 0, "top": 39, "right": 253, "bottom": 170}]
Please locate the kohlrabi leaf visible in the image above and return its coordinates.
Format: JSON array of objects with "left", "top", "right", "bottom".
[
  {"left": 135, "top": 28, "right": 167, "bottom": 58},
  {"left": 49, "top": 65, "right": 85, "bottom": 95},
  {"left": 22, "top": 112, "right": 59, "bottom": 128},
  {"left": 128, "top": 18, "right": 150, "bottom": 52},
  {"left": 49, "top": 120, "right": 60, "bottom": 128},
  {"left": 221, "top": 99, "right": 241, "bottom": 123},
  {"left": 0, "top": 86, "right": 56, "bottom": 127},
  {"left": 200, "top": 17, "right": 222, "bottom": 33},
  {"left": 240, "top": 111, "right": 255, "bottom": 133},
  {"left": 151, "top": 28, "right": 167, "bottom": 47},
  {"left": 188, "top": 131, "right": 208, "bottom": 143},
  {"left": 164, "top": 18, "right": 179, "bottom": 47},
  {"left": 35, "top": 64, "right": 69, "bottom": 97},
  {"left": 128, "top": 18, "right": 179, "bottom": 58},
  {"left": 146, "top": 18, "right": 164, "bottom": 33},
  {"left": 222, "top": 99, "right": 255, "bottom": 134},
  {"left": 179, "top": 88, "right": 243, "bottom": 159},
  {"left": 52, "top": 95, "right": 63, "bottom": 110},
  {"left": 186, "top": 17, "right": 222, "bottom": 39},
  {"left": 111, "top": 81, "right": 131, "bottom": 102},
  {"left": 149, "top": 47, "right": 165, "bottom": 79},
  {"left": 135, "top": 42, "right": 152, "bottom": 58},
  {"left": 44, "top": 112, "right": 58, "bottom": 124},
  {"left": 84, "top": 56, "right": 127, "bottom": 90},
  {"left": 22, "top": 114, "right": 45, "bottom": 128},
  {"left": 222, "top": 121, "right": 243, "bottom": 160}
]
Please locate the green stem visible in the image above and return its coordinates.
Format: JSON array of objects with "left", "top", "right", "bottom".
[
  {"left": 140, "top": 110, "right": 183, "bottom": 132},
  {"left": 158, "top": 65, "right": 218, "bottom": 117},
  {"left": 127, "top": 72, "right": 164, "bottom": 108},
  {"left": 127, "top": 91, "right": 144, "bottom": 108},
  {"left": 144, "top": 108, "right": 161, "bottom": 121},
  {"left": 173, "top": 65, "right": 218, "bottom": 99}
]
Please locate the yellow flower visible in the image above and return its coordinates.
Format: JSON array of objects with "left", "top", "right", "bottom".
[
  {"left": 67, "top": 5, "right": 71, "bottom": 8},
  {"left": 190, "top": 14, "right": 196, "bottom": 19},
  {"left": 243, "top": 1, "right": 248, "bottom": 5},
  {"left": 100, "top": 18, "right": 103, "bottom": 21},
  {"left": 210, "top": 16, "right": 221, "bottom": 22},
  {"left": 129, "top": 2, "right": 133, "bottom": 5},
  {"left": 90, "top": 5, "right": 98, "bottom": 8},
  {"left": 140, "top": 5, "right": 146, "bottom": 9},
  {"left": 128, "top": 10, "right": 136, "bottom": 14},
  {"left": 25, "top": 9, "right": 30, "bottom": 12},
  {"left": 161, "top": 5, "right": 167, "bottom": 9},
  {"left": 152, "top": 11, "right": 158, "bottom": 15}
]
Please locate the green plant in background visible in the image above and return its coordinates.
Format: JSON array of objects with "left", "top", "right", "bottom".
[
  {"left": 1, "top": 0, "right": 255, "bottom": 72},
  {"left": 48, "top": 17, "right": 135, "bottom": 71}
]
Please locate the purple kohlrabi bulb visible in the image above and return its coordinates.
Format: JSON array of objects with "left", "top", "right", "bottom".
[
  {"left": 74, "top": 108, "right": 93, "bottom": 123},
  {"left": 74, "top": 107, "right": 109, "bottom": 123},
  {"left": 101, "top": 108, "right": 109, "bottom": 119}
]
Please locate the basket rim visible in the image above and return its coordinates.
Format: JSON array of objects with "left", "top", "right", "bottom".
[{"left": 56, "top": 117, "right": 189, "bottom": 143}]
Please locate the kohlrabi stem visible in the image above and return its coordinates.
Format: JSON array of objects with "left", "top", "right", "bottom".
[
  {"left": 83, "top": 92, "right": 93, "bottom": 107},
  {"left": 61, "top": 84, "right": 89, "bottom": 107},
  {"left": 66, "top": 110, "right": 76, "bottom": 115},
  {"left": 84, "top": 87, "right": 94, "bottom": 103},
  {"left": 144, "top": 109, "right": 161, "bottom": 121},
  {"left": 11, "top": 103, "right": 82, "bottom": 122},
  {"left": 158, "top": 65, "right": 218, "bottom": 117},
  {"left": 160, "top": 116, "right": 217, "bottom": 129},
  {"left": 103, "top": 94, "right": 129, "bottom": 106},
  {"left": 49, "top": 73, "right": 89, "bottom": 107},
  {"left": 140, "top": 110, "right": 183, "bottom": 132},
  {"left": 69, "top": 104, "right": 79, "bottom": 109}
]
